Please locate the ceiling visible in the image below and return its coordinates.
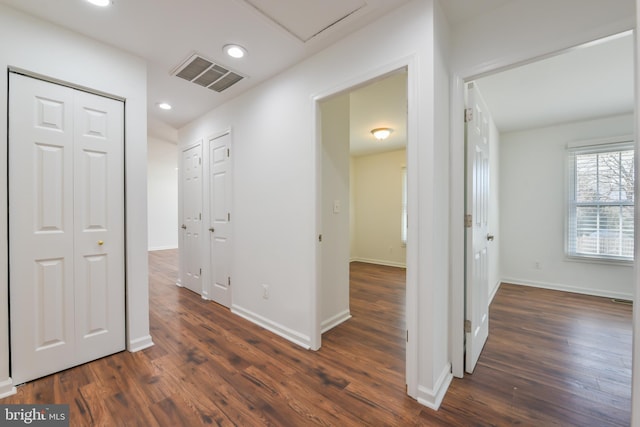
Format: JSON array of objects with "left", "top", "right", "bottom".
[
  {"left": 0, "top": 0, "right": 415, "bottom": 131},
  {"left": 474, "top": 31, "right": 634, "bottom": 133},
  {"left": 0, "top": 0, "right": 523, "bottom": 135},
  {"left": 348, "top": 71, "right": 407, "bottom": 157},
  {"left": 1, "top": 0, "right": 631, "bottom": 142}
]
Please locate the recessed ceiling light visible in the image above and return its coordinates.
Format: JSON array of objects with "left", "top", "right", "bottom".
[
  {"left": 86, "top": 0, "right": 111, "bottom": 6},
  {"left": 158, "top": 102, "right": 172, "bottom": 110},
  {"left": 223, "top": 44, "right": 247, "bottom": 59}
]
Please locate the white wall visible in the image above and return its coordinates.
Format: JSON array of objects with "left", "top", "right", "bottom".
[
  {"left": 148, "top": 137, "right": 179, "bottom": 250},
  {"left": 500, "top": 114, "right": 634, "bottom": 299},
  {"left": 351, "top": 149, "right": 407, "bottom": 267},
  {"left": 179, "top": 0, "right": 451, "bottom": 408},
  {"left": 0, "top": 4, "right": 151, "bottom": 398},
  {"left": 320, "top": 94, "right": 351, "bottom": 332}
]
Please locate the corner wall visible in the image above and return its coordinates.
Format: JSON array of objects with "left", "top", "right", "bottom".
[
  {"left": 179, "top": 0, "right": 451, "bottom": 407},
  {"left": 0, "top": 4, "right": 151, "bottom": 398},
  {"left": 351, "top": 149, "right": 407, "bottom": 268},
  {"left": 148, "top": 137, "right": 179, "bottom": 251},
  {"left": 320, "top": 94, "right": 351, "bottom": 332},
  {"left": 500, "top": 114, "right": 634, "bottom": 299}
]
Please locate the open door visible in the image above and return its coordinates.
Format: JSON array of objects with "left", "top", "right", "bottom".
[{"left": 464, "top": 82, "right": 491, "bottom": 373}]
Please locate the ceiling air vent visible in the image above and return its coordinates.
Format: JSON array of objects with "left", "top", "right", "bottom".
[{"left": 171, "top": 53, "right": 245, "bottom": 93}]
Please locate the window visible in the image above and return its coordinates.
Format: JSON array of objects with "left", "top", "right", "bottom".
[{"left": 567, "top": 139, "right": 634, "bottom": 261}]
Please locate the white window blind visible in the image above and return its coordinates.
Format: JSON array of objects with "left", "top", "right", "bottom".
[{"left": 567, "top": 140, "right": 634, "bottom": 261}]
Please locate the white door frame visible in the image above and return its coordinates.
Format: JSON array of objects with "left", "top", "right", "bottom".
[
  {"left": 449, "top": 28, "right": 637, "bottom": 378},
  {"left": 312, "top": 55, "right": 419, "bottom": 398}
]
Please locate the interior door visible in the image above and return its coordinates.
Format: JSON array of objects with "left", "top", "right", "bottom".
[
  {"left": 465, "top": 82, "right": 490, "bottom": 374},
  {"left": 208, "top": 133, "right": 232, "bottom": 307},
  {"left": 181, "top": 144, "right": 203, "bottom": 295},
  {"left": 73, "top": 89, "right": 126, "bottom": 362},
  {"left": 9, "top": 73, "right": 125, "bottom": 384}
]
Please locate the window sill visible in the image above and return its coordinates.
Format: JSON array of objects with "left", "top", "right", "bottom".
[{"left": 565, "top": 254, "right": 634, "bottom": 267}]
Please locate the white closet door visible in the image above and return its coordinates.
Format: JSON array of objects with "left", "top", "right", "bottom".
[
  {"left": 9, "top": 73, "right": 125, "bottom": 385},
  {"left": 209, "top": 133, "right": 232, "bottom": 307},
  {"left": 72, "top": 89, "right": 125, "bottom": 362},
  {"left": 181, "top": 144, "right": 203, "bottom": 295}
]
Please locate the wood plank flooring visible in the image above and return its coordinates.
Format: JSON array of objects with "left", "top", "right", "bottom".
[{"left": 2, "top": 250, "right": 631, "bottom": 426}]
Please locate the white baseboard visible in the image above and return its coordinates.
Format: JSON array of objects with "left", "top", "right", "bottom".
[
  {"left": 0, "top": 378, "right": 16, "bottom": 399},
  {"left": 321, "top": 310, "right": 352, "bottom": 333},
  {"left": 417, "top": 363, "right": 453, "bottom": 410},
  {"left": 350, "top": 257, "right": 406, "bottom": 269},
  {"left": 231, "top": 305, "right": 311, "bottom": 349},
  {"left": 148, "top": 245, "right": 178, "bottom": 251},
  {"left": 489, "top": 281, "right": 501, "bottom": 304},
  {"left": 128, "top": 335, "right": 154, "bottom": 352},
  {"left": 501, "top": 277, "right": 633, "bottom": 300}
]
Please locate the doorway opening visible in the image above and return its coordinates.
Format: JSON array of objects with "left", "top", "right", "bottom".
[
  {"left": 316, "top": 68, "right": 409, "bottom": 391},
  {"left": 458, "top": 30, "right": 634, "bottom": 388}
]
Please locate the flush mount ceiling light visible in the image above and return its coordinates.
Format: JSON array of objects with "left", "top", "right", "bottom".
[
  {"left": 223, "top": 44, "right": 247, "bottom": 59},
  {"left": 158, "top": 102, "right": 172, "bottom": 110},
  {"left": 86, "top": 0, "right": 111, "bottom": 6},
  {"left": 371, "top": 128, "right": 393, "bottom": 141}
]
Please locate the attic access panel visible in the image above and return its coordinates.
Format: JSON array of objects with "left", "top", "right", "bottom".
[
  {"left": 172, "top": 54, "right": 245, "bottom": 93},
  {"left": 242, "top": 0, "right": 366, "bottom": 42}
]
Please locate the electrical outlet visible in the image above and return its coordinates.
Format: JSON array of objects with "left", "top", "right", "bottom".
[{"left": 262, "top": 284, "right": 269, "bottom": 299}]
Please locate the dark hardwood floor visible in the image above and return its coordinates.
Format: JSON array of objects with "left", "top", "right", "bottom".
[{"left": 3, "top": 250, "right": 632, "bottom": 426}]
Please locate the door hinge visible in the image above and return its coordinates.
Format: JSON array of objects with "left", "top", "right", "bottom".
[
  {"left": 406, "top": 330, "right": 408, "bottom": 342},
  {"left": 464, "top": 319, "right": 471, "bottom": 333},
  {"left": 199, "top": 157, "right": 202, "bottom": 165},
  {"left": 227, "top": 212, "right": 231, "bottom": 222},
  {"left": 318, "top": 234, "right": 322, "bottom": 243},
  {"left": 199, "top": 212, "right": 202, "bottom": 221},
  {"left": 199, "top": 268, "right": 202, "bottom": 276},
  {"left": 228, "top": 277, "right": 231, "bottom": 287},
  {"left": 464, "top": 214, "right": 472, "bottom": 228},
  {"left": 465, "top": 108, "right": 473, "bottom": 123},
  {"left": 227, "top": 148, "right": 230, "bottom": 157}
]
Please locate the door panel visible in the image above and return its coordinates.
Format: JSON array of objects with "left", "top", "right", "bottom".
[
  {"left": 182, "top": 144, "right": 203, "bottom": 294},
  {"left": 209, "top": 133, "right": 232, "bottom": 307},
  {"left": 82, "top": 254, "right": 108, "bottom": 337},
  {"left": 73, "top": 89, "right": 125, "bottom": 362},
  {"left": 35, "top": 258, "right": 67, "bottom": 350},
  {"left": 465, "top": 82, "right": 490, "bottom": 374},
  {"left": 10, "top": 74, "right": 76, "bottom": 384},
  {"left": 9, "top": 73, "right": 125, "bottom": 385}
]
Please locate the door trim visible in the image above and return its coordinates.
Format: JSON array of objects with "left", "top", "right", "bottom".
[
  {"left": 449, "top": 28, "right": 637, "bottom": 378},
  {"left": 9, "top": 67, "right": 125, "bottom": 102},
  {"left": 312, "top": 54, "right": 419, "bottom": 398}
]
